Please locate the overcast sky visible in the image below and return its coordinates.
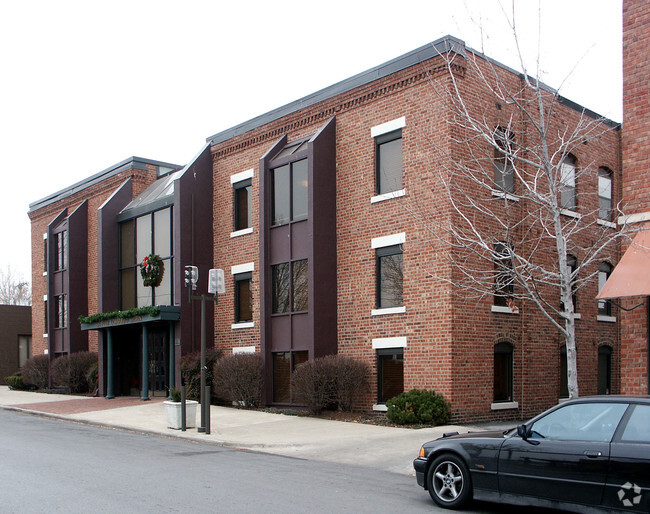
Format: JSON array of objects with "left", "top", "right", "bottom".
[{"left": 0, "top": 0, "right": 622, "bottom": 284}]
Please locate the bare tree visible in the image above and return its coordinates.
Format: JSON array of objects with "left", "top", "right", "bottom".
[
  {"left": 412, "top": 18, "right": 628, "bottom": 399},
  {"left": 0, "top": 265, "right": 31, "bottom": 306}
]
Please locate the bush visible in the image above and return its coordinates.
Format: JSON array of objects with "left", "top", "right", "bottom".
[
  {"left": 291, "top": 354, "right": 371, "bottom": 414},
  {"left": 21, "top": 355, "right": 50, "bottom": 389},
  {"left": 180, "top": 349, "right": 221, "bottom": 401},
  {"left": 5, "top": 374, "right": 35, "bottom": 391},
  {"left": 213, "top": 353, "right": 263, "bottom": 408},
  {"left": 386, "top": 389, "right": 451, "bottom": 425},
  {"left": 291, "top": 357, "right": 337, "bottom": 414},
  {"left": 50, "top": 352, "right": 98, "bottom": 394}
]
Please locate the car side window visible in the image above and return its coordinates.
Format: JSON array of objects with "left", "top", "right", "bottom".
[
  {"left": 530, "top": 403, "right": 627, "bottom": 442},
  {"left": 621, "top": 405, "right": 650, "bottom": 443}
]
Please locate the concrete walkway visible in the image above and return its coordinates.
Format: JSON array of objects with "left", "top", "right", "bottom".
[{"left": 0, "top": 386, "right": 518, "bottom": 476}]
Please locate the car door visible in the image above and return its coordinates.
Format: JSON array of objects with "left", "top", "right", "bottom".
[
  {"left": 603, "top": 404, "right": 650, "bottom": 512},
  {"left": 498, "top": 401, "right": 627, "bottom": 506}
]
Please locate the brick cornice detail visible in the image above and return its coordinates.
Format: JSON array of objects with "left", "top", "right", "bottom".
[{"left": 212, "top": 63, "right": 461, "bottom": 159}]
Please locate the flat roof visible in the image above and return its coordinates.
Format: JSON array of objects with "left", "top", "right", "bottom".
[
  {"left": 206, "top": 35, "right": 618, "bottom": 146},
  {"left": 29, "top": 157, "right": 183, "bottom": 213}
]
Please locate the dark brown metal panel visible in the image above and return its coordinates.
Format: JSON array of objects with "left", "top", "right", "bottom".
[
  {"left": 67, "top": 201, "right": 89, "bottom": 354},
  {"left": 290, "top": 220, "right": 310, "bottom": 260},
  {"left": 260, "top": 135, "right": 289, "bottom": 405},
  {"left": 291, "top": 313, "right": 311, "bottom": 350},
  {"left": 309, "top": 117, "right": 338, "bottom": 359},
  {"left": 98, "top": 179, "right": 133, "bottom": 313},
  {"left": 174, "top": 144, "right": 213, "bottom": 366},
  {"left": 270, "top": 315, "right": 291, "bottom": 351},
  {"left": 270, "top": 225, "right": 291, "bottom": 264}
]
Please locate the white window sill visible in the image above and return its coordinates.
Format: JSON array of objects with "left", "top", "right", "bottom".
[
  {"left": 233, "top": 346, "right": 256, "bottom": 354},
  {"left": 43, "top": 271, "right": 47, "bottom": 277},
  {"left": 597, "top": 219, "right": 616, "bottom": 229},
  {"left": 491, "top": 305, "right": 519, "bottom": 314},
  {"left": 43, "top": 333, "right": 48, "bottom": 338},
  {"left": 230, "top": 227, "right": 253, "bottom": 238},
  {"left": 231, "top": 322, "right": 255, "bottom": 330},
  {"left": 597, "top": 315, "right": 617, "bottom": 323},
  {"left": 371, "top": 189, "right": 406, "bottom": 204},
  {"left": 491, "top": 190, "right": 519, "bottom": 202},
  {"left": 491, "top": 401, "right": 519, "bottom": 411},
  {"left": 561, "top": 209, "right": 582, "bottom": 219},
  {"left": 371, "top": 306, "right": 406, "bottom": 316},
  {"left": 373, "top": 404, "right": 388, "bottom": 412}
]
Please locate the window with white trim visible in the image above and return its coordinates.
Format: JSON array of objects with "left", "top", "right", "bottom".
[
  {"left": 598, "top": 167, "right": 613, "bottom": 221},
  {"left": 560, "top": 155, "right": 577, "bottom": 211}
]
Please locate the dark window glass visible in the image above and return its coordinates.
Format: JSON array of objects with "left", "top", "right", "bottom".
[
  {"left": 621, "top": 405, "right": 650, "bottom": 442},
  {"left": 376, "top": 245, "right": 403, "bottom": 308},
  {"left": 272, "top": 263, "right": 290, "bottom": 314},
  {"left": 120, "top": 220, "right": 135, "bottom": 267},
  {"left": 494, "top": 342, "right": 513, "bottom": 402},
  {"left": 234, "top": 180, "right": 252, "bottom": 231},
  {"left": 598, "top": 262, "right": 612, "bottom": 316},
  {"left": 378, "top": 348, "right": 404, "bottom": 403},
  {"left": 567, "top": 254, "right": 577, "bottom": 312},
  {"left": 235, "top": 272, "right": 252, "bottom": 322},
  {"left": 153, "top": 208, "right": 171, "bottom": 257},
  {"left": 530, "top": 402, "right": 626, "bottom": 441},
  {"left": 494, "top": 128, "right": 515, "bottom": 193},
  {"left": 120, "top": 268, "right": 136, "bottom": 311},
  {"left": 494, "top": 243, "right": 514, "bottom": 306},
  {"left": 376, "top": 130, "right": 403, "bottom": 194},
  {"left": 18, "top": 335, "right": 31, "bottom": 367},
  {"left": 597, "top": 346, "right": 612, "bottom": 395},
  {"left": 292, "top": 160, "right": 308, "bottom": 221},
  {"left": 43, "top": 238, "right": 47, "bottom": 272},
  {"left": 272, "top": 164, "right": 291, "bottom": 225},
  {"left": 560, "top": 155, "right": 577, "bottom": 210},
  {"left": 44, "top": 300, "right": 47, "bottom": 333},
  {"left": 272, "top": 352, "right": 291, "bottom": 403},
  {"left": 54, "top": 231, "right": 67, "bottom": 271},
  {"left": 598, "top": 167, "right": 613, "bottom": 221},
  {"left": 54, "top": 295, "right": 67, "bottom": 329},
  {"left": 292, "top": 259, "right": 308, "bottom": 312},
  {"left": 560, "top": 347, "right": 568, "bottom": 398}
]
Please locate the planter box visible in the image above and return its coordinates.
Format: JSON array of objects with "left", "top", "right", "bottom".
[{"left": 164, "top": 400, "right": 198, "bottom": 429}]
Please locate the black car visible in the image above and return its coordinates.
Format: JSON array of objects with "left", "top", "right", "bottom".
[{"left": 413, "top": 396, "right": 650, "bottom": 512}]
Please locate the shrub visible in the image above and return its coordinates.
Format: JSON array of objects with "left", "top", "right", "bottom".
[
  {"left": 213, "top": 353, "right": 263, "bottom": 408},
  {"left": 180, "top": 349, "right": 221, "bottom": 401},
  {"left": 5, "top": 374, "right": 35, "bottom": 391},
  {"left": 386, "top": 389, "right": 451, "bottom": 425},
  {"left": 291, "top": 357, "right": 338, "bottom": 415},
  {"left": 332, "top": 356, "right": 370, "bottom": 412},
  {"left": 170, "top": 388, "right": 182, "bottom": 402},
  {"left": 21, "top": 355, "right": 50, "bottom": 389},
  {"left": 50, "top": 352, "right": 98, "bottom": 393}
]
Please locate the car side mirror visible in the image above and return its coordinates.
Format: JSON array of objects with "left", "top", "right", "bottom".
[{"left": 517, "top": 424, "right": 528, "bottom": 439}]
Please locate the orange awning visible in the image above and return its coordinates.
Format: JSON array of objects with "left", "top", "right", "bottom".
[{"left": 597, "top": 230, "right": 650, "bottom": 299}]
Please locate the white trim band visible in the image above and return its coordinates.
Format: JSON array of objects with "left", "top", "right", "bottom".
[
  {"left": 371, "top": 232, "right": 406, "bottom": 249},
  {"left": 230, "top": 227, "right": 253, "bottom": 238},
  {"left": 230, "top": 168, "right": 254, "bottom": 184},
  {"left": 231, "top": 262, "right": 254, "bottom": 275},
  {"left": 232, "top": 322, "right": 255, "bottom": 330},
  {"left": 233, "top": 346, "right": 256, "bottom": 354},
  {"left": 372, "top": 336, "right": 407, "bottom": 350},
  {"left": 597, "top": 315, "right": 617, "bottom": 323},
  {"left": 491, "top": 401, "right": 519, "bottom": 410},
  {"left": 618, "top": 211, "right": 650, "bottom": 225},
  {"left": 371, "top": 306, "right": 406, "bottom": 316},
  {"left": 371, "top": 116, "right": 406, "bottom": 138},
  {"left": 371, "top": 189, "right": 406, "bottom": 203}
]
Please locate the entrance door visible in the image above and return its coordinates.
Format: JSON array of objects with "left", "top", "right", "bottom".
[{"left": 149, "top": 328, "right": 168, "bottom": 396}]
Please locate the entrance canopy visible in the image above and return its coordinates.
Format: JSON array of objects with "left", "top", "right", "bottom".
[{"left": 597, "top": 230, "right": 650, "bottom": 299}]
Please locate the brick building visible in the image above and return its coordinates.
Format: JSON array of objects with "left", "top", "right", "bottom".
[
  {"left": 29, "top": 36, "right": 621, "bottom": 421},
  {"left": 0, "top": 305, "right": 31, "bottom": 383},
  {"left": 598, "top": 0, "right": 650, "bottom": 395}
]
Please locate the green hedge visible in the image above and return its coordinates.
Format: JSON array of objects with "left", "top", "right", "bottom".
[
  {"left": 78, "top": 306, "right": 161, "bottom": 325},
  {"left": 386, "top": 389, "right": 451, "bottom": 425}
]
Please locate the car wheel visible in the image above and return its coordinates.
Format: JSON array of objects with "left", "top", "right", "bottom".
[{"left": 426, "top": 453, "right": 472, "bottom": 509}]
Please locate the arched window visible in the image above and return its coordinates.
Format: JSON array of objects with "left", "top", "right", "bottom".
[
  {"left": 598, "top": 346, "right": 612, "bottom": 395},
  {"left": 494, "top": 342, "right": 514, "bottom": 402},
  {"left": 598, "top": 262, "right": 613, "bottom": 316},
  {"left": 598, "top": 167, "right": 613, "bottom": 221},
  {"left": 560, "top": 155, "right": 577, "bottom": 211}
]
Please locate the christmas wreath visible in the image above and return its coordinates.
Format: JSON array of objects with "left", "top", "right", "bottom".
[{"left": 140, "top": 253, "right": 165, "bottom": 287}]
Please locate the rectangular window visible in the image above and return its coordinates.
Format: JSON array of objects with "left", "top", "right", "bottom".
[
  {"left": 54, "top": 295, "right": 67, "bottom": 329},
  {"left": 272, "top": 350, "right": 308, "bottom": 403},
  {"left": 376, "top": 245, "right": 403, "bottom": 309},
  {"left": 560, "top": 348, "right": 568, "bottom": 398},
  {"left": 43, "top": 237, "right": 47, "bottom": 272},
  {"left": 494, "top": 128, "right": 515, "bottom": 193},
  {"left": 272, "top": 260, "right": 308, "bottom": 314},
  {"left": 494, "top": 343, "right": 513, "bottom": 402},
  {"left": 234, "top": 179, "right": 252, "bottom": 231},
  {"left": 494, "top": 243, "right": 514, "bottom": 306},
  {"left": 234, "top": 272, "right": 252, "bottom": 323},
  {"left": 377, "top": 348, "right": 404, "bottom": 403},
  {"left": 560, "top": 156, "right": 577, "bottom": 211},
  {"left": 598, "top": 167, "right": 613, "bottom": 221},
  {"left": 376, "top": 130, "right": 403, "bottom": 195},
  {"left": 18, "top": 335, "right": 31, "bottom": 368},
  {"left": 271, "top": 159, "right": 308, "bottom": 226},
  {"left": 598, "top": 263, "right": 612, "bottom": 316},
  {"left": 54, "top": 231, "right": 67, "bottom": 271},
  {"left": 44, "top": 300, "right": 48, "bottom": 334},
  {"left": 597, "top": 346, "right": 612, "bottom": 395}
]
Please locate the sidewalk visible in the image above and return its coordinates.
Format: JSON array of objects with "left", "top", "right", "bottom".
[{"left": 0, "top": 386, "right": 518, "bottom": 476}]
